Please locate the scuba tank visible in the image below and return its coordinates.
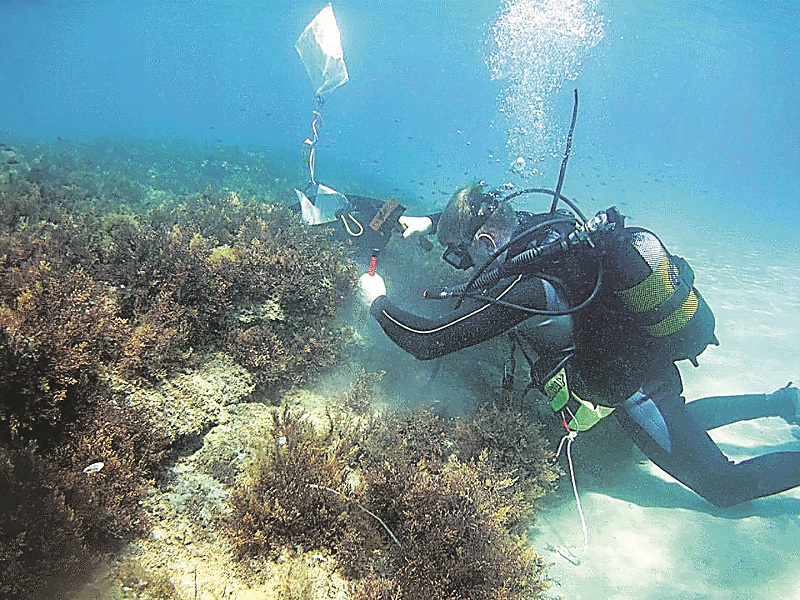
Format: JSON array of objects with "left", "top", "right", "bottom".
[{"left": 601, "top": 227, "right": 718, "bottom": 366}]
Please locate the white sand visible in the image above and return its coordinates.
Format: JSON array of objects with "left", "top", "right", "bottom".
[{"left": 528, "top": 169, "right": 800, "bottom": 599}]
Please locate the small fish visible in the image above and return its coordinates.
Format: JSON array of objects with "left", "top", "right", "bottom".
[{"left": 83, "top": 461, "right": 104, "bottom": 474}]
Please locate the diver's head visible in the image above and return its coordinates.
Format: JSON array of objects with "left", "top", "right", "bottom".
[{"left": 437, "top": 183, "right": 515, "bottom": 270}]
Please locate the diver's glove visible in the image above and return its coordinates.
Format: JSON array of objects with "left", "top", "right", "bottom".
[
  {"left": 357, "top": 272, "right": 387, "bottom": 307},
  {"left": 398, "top": 215, "right": 432, "bottom": 238}
]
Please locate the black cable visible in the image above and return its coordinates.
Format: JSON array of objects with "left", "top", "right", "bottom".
[
  {"left": 453, "top": 90, "right": 582, "bottom": 308},
  {"left": 504, "top": 187, "right": 587, "bottom": 224},
  {"left": 540, "top": 352, "right": 575, "bottom": 388},
  {"left": 462, "top": 259, "right": 603, "bottom": 316},
  {"left": 549, "top": 89, "right": 579, "bottom": 214},
  {"left": 453, "top": 216, "right": 577, "bottom": 308}
]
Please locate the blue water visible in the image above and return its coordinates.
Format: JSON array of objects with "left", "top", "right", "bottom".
[
  {"left": 2, "top": 3, "right": 798, "bottom": 598},
  {"left": 2, "top": 0, "right": 798, "bottom": 222}
]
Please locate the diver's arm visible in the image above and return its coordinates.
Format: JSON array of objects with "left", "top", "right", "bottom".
[
  {"left": 346, "top": 196, "right": 440, "bottom": 239},
  {"left": 369, "top": 275, "right": 551, "bottom": 360}
]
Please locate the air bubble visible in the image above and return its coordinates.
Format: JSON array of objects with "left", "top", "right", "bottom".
[{"left": 487, "top": 0, "right": 605, "bottom": 178}]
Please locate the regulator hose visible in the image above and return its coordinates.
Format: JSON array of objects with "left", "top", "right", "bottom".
[{"left": 451, "top": 216, "right": 578, "bottom": 306}]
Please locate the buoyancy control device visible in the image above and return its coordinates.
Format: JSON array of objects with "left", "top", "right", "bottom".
[{"left": 602, "top": 227, "right": 718, "bottom": 366}]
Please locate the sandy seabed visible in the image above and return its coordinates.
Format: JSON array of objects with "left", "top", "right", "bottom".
[{"left": 528, "top": 168, "right": 800, "bottom": 600}]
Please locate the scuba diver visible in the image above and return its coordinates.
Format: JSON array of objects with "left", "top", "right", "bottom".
[
  {"left": 355, "top": 181, "right": 800, "bottom": 508},
  {"left": 292, "top": 184, "right": 436, "bottom": 260}
]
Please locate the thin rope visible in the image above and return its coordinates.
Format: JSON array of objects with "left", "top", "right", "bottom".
[
  {"left": 304, "top": 95, "right": 324, "bottom": 186},
  {"left": 340, "top": 213, "right": 364, "bottom": 237},
  {"left": 307, "top": 109, "right": 321, "bottom": 185},
  {"left": 555, "top": 427, "right": 589, "bottom": 556}
]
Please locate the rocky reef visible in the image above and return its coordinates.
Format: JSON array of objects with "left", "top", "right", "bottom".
[
  {"left": 0, "top": 141, "right": 561, "bottom": 599},
  {"left": 0, "top": 141, "right": 353, "bottom": 597}
]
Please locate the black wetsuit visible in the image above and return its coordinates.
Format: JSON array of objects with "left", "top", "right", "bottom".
[
  {"left": 295, "top": 194, "right": 394, "bottom": 255},
  {"left": 370, "top": 211, "right": 800, "bottom": 507},
  {"left": 293, "top": 193, "right": 438, "bottom": 262}
]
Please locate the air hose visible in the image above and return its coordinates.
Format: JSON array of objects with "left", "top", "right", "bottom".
[{"left": 426, "top": 210, "right": 616, "bottom": 302}]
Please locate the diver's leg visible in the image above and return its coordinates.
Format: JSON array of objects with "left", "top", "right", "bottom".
[
  {"left": 616, "top": 367, "right": 800, "bottom": 507},
  {"left": 686, "top": 386, "right": 799, "bottom": 430},
  {"left": 686, "top": 393, "right": 775, "bottom": 430}
]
